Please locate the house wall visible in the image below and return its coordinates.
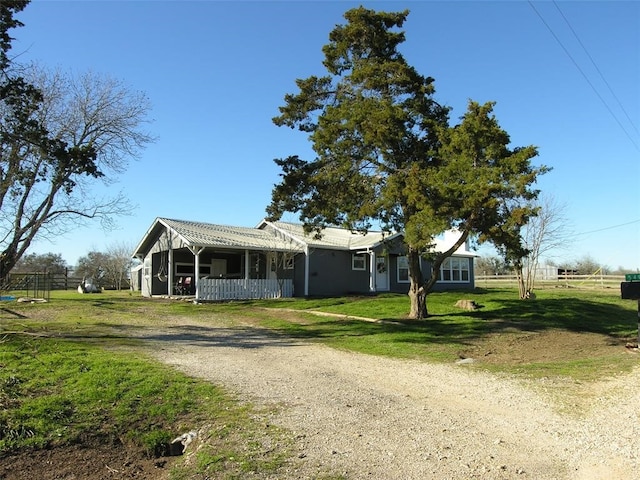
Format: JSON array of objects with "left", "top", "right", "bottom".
[
  {"left": 301, "top": 248, "right": 371, "bottom": 297},
  {"left": 292, "top": 243, "right": 475, "bottom": 298},
  {"left": 293, "top": 254, "right": 306, "bottom": 296}
]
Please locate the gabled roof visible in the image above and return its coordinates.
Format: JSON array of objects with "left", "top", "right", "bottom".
[
  {"left": 264, "top": 221, "right": 396, "bottom": 251},
  {"left": 160, "top": 218, "right": 287, "bottom": 250},
  {"left": 133, "top": 217, "right": 475, "bottom": 258},
  {"left": 132, "top": 217, "right": 305, "bottom": 257}
]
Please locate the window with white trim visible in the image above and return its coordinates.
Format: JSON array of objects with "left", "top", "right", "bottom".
[
  {"left": 397, "top": 255, "right": 409, "bottom": 283},
  {"left": 352, "top": 253, "right": 366, "bottom": 271},
  {"left": 440, "top": 257, "right": 470, "bottom": 282},
  {"left": 143, "top": 257, "right": 151, "bottom": 277}
]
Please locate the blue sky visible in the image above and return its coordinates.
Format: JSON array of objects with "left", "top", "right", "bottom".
[{"left": 11, "top": 0, "right": 640, "bottom": 271}]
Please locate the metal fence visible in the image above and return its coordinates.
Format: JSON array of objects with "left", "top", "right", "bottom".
[{"left": 1, "top": 272, "right": 56, "bottom": 300}]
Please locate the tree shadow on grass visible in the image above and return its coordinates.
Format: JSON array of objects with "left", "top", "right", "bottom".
[
  {"left": 69, "top": 323, "right": 307, "bottom": 350},
  {"left": 35, "top": 294, "right": 637, "bottom": 351},
  {"left": 268, "top": 296, "right": 637, "bottom": 347},
  {"left": 470, "top": 297, "right": 635, "bottom": 337}
]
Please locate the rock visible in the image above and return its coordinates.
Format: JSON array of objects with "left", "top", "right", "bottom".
[
  {"left": 169, "top": 431, "right": 198, "bottom": 456},
  {"left": 455, "top": 357, "right": 475, "bottom": 364},
  {"left": 454, "top": 299, "right": 479, "bottom": 311}
]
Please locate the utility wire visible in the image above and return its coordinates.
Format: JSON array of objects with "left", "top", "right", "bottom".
[
  {"left": 528, "top": 1, "right": 640, "bottom": 152},
  {"left": 553, "top": 1, "right": 639, "bottom": 137},
  {"left": 575, "top": 219, "right": 640, "bottom": 237}
]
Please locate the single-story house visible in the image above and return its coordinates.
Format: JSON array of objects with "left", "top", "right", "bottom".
[{"left": 131, "top": 217, "right": 476, "bottom": 301}]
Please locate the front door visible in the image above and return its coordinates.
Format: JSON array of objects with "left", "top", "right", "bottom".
[{"left": 375, "top": 256, "right": 389, "bottom": 291}]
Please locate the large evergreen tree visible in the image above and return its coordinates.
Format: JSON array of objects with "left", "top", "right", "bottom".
[{"left": 268, "top": 7, "right": 548, "bottom": 318}]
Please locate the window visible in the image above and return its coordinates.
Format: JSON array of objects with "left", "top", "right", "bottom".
[
  {"left": 143, "top": 257, "right": 151, "bottom": 277},
  {"left": 397, "top": 256, "right": 409, "bottom": 283},
  {"left": 352, "top": 253, "right": 366, "bottom": 271},
  {"left": 175, "top": 263, "right": 211, "bottom": 277},
  {"left": 283, "top": 253, "right": 294, "bottom": 270},
  {"left": 440, "top": 257, "right": 470, "bottom": 283},
  {"left": 175, "top": 263, "right": 193, "bottom": 276}
]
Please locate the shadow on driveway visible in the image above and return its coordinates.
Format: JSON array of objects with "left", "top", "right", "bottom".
[{"left": 124, "top": 323, "right": 305, "bottom": 349}]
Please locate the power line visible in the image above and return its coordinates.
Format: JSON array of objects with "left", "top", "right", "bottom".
[
  {"left": 528, "top": 1, "right": 640, "bottom": 152},
  {"left": 553, "top": 1, "right": 639, "bottom": 137},
  {"left": 575, "top": 219, "right": 640, "bottom": 237}
]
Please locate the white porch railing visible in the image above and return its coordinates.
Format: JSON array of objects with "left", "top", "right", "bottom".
[{"left": 198, "top": 278, "right": 293, "bottom": 301}]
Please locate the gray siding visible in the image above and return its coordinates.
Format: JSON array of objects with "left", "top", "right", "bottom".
[{"left": 307, "top": 249, "right": 370, "bottom": 297}]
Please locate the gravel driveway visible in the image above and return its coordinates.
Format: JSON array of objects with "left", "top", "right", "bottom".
[{"left": 139, "top": 321, "right": 639, "bottom": 480}]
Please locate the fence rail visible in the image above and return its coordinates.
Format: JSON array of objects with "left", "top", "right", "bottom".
[
  {"left": 3, "top": 272, "right": 130, "bottom": 292},
  {"left": 198, "top": 278, "right": 293, "bottom": 301},
  {"left": 475, "top": 274, "right": 626, "bottom": 290}
]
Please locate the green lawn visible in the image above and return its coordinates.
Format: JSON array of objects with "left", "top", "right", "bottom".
[{"left": 0, "top": 286, "right": 637, "bottom": 478}]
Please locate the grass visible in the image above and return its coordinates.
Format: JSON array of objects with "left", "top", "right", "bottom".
[
  {"left": 0, "top": 296, "right": 291, "bottom": 478},
  {"left": 0, "top": 286, "right": 638, "bottom": 477},
  {"left": 235, "top": 288, "right": 638, "bottom": 374}
]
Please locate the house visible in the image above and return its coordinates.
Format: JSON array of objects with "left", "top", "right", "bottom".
[{"left": 131, "top": 217, "right": 476, "bottom": 301}]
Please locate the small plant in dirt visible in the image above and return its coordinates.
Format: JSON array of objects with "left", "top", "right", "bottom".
[{"left": 140, "top": 429, "right": 173, "bottom": 458}]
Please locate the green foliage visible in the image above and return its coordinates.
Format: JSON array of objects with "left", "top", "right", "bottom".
[
  {"left": 268, "top": 7, "right": 549, "bottom": 316},
  {"left": 0, "top": 2, "right": 99, "bottom": 278},
  {"left": 12, "top": 252, "right": 68, "bottom": 273},
  {"left": 1, "top": 5, "right": 152, "bottom": 281}
]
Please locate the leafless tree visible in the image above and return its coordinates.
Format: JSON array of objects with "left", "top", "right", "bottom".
[
  {"left": 104, "top": 241, "right": 135, "bottom": 290},
  {"left": 0, "top": 64, "right": 154, "bottom": 279},
  {"left": 518, "top": 194, "right": 572, "bottom": 296}
]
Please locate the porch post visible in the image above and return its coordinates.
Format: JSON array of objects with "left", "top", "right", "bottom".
[
  {"left": 194, "top": 250, "right": 200, "bottom": 300},
  {"left": 188, "top": 246, "right": 205, "bottom": 302},
  {"left": 369, "top": 250, "right": 376, "bottom": 293},
  {"left": 168, "top": 247, "right": 174, "bottom": 297},
  {"left": 304, "top": 246, "right": 310, "bottom": 296},
  {"left": 244, "top": 249, "right": 250, "bottom": 287}
]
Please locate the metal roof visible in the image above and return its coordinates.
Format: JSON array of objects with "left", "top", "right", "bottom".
[
  {"left": 159, "top": 218, "right": 302, "bottom": 251},
  {"left": 267, "top": 221, "right": 392, "bottom": 251},
  {"left": 133, "top": 217, "right": 391, "bottom": 257},
  {"left": 133, "top": 217, "right": 475, "bottom": 257}
]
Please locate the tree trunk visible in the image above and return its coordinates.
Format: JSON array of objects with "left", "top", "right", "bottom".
[
  {"left": 407, "top": 248, "right": 428, "bottom": 319},
  {"left": 515, "top": 265, "right": 527, "bottom": 299},
  {"left": 408, "top": 283, "right": 428, "bottom": 319},
  {"left": 0, "top": 248, "right": 18, "bottom": 286}
]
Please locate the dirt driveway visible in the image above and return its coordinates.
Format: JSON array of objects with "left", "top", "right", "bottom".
[{"left": 139, "top": 321, "right": 640, "bottom": 480}]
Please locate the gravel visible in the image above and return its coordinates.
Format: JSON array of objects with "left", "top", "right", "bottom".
[{"left": 140, "top": 322, "right": 639, "bottom": 480}]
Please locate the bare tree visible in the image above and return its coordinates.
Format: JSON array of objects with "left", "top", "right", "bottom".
[
  {"left": 570, "top": 255, "right": 606, "bottom": 276},
  {"left": 475, "top": 255, "right": 510, "bottom": 276},
  {"left": 517, "top": 194, "right": 572, "bottom": 296},
  {"left": 104, "top": 241, "right": 135, "bottom": 290},
  {"left": 0, "top": 62, "right": 154, "bottom": 280}
]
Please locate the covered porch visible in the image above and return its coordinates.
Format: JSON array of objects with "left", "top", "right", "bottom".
[
  {"left": 147, "top": 246, "right": 298, "bottom": 301},
  {"left": 133, "top": 217, "right": 304, "bottom": 302}
]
